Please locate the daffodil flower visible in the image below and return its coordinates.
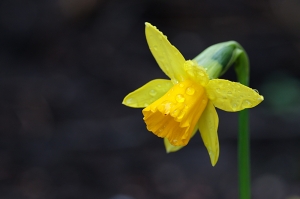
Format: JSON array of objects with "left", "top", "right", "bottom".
[{"left": 122, "top": 23, "right": 263, "bottom": 166}]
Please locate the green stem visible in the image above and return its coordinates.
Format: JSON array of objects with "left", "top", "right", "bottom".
[
  {"left": 235, "top": 46, "right": 251, "bottom": 199},
  {"left": 194, "top": 41, "right": 251, "bottom": 199},
  {"left": 238, "top": 109, "right": 250, "bottom": 199}
]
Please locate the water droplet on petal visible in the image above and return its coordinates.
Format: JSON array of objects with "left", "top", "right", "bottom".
[
  {"left": 164, "top": 102, "right": 172, "bottom": 113},
  {"left": 254, "top": 89, "right": 259, "bottom": 94},
  {"left": 158, "top": 127, "right": 165, "bottom": 135},
  {"left": 126, "top": 98, "right": 138, "bottom": 106},
  {"left": 231, "top": 102, "right": 238, "bottom": 110},
  {"left": 179, "top": 83, "right": 184, "bottom": 88},
  {"left": 186, "top": 87, "right": 195, "bottom": 95},
  {"left": 171, "top": 109, "right": 181, "bottom": 117},
  {"left": 207, "top": 147, "right": 213, "bottom": 155},
  {"left": 149, "top": 89, "right": 157, "bottom": 96},
  {"left": 173, "top": 79, "right": 179, "bottom": 84},
  {"left": 158, "top": 104, "right": 165, "bottom": 112},
  {"left": 175, "top": 94, "right": 185, "bottom": 103},
  {"left": 242, "top": 100, "right": 252, "bottom": 108}
]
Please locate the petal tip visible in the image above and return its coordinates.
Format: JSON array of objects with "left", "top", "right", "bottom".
[
  {"left": 122, "top": 96, "right": 139, "bottom": 108},
  {"left": 207, "top": 147, "right": 219, "bottom": 167},
  {"left": 164, "top": 138, "right": 184, "bottom": 153},
  {"left": 165, "top": 148, "right": 172, "bottom": 153},
  {"left": 145, "top": 22, "right": 155, "bottom": 29},
  {"left": 259, "top": 95, "right": 264, "bottom": 101},
  {"left": 210, "top": 153, "right": 219, "bottom": 167}
]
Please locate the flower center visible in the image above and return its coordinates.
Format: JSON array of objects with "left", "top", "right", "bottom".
[{"left": 142, "top": 80, "right": 208, "bottom": 146}]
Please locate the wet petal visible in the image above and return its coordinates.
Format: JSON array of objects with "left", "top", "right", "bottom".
[
  {"left": 183, "top": 60, "right": 209, "bottom": 86},
  {"left": 122, "top": 79, "right": 173, "bottom": 108},
  {"left": 145, "top": 22, "right": 187, "bottom": 83},
  {"left": 143, "top": 80, "right": 208, "bottom": 146},
  {"left": 198, "top": 101, "right": 219, "bottom": 166},
  {"left": 164, "top": 124, "right": 198, "bottom": 153},
  {"left": 206, "top": 79, "right": 264, "bottom": 112}
]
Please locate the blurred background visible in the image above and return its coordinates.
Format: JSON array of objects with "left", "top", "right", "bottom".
[{"left": 0, "top": 0, "right": 300, "bottom": 198}]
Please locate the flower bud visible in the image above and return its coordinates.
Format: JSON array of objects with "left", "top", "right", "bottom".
[{"left": 193, "top": 41, "right": 247, "bottom": 81}]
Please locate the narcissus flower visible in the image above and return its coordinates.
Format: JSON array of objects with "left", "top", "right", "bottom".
[{"left": 122, "top": 23, "right": 263, "bottom": 166}]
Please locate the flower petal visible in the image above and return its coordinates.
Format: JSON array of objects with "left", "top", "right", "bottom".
[
  {"left": 122, "top": 79, "right": 173, "bottom": 108},
  {"left": 206, "top": 79, "right": 264, "bottom": 112},
  {"left": 183, "top": 60, "right": 209, "bottom": 86},
  {"left": 145, "top": 22, "right": 187, "bottom": 83},
  {"left": 198, "top": 101, "right": 219, "bottom": 166},
  {"left": 143, "top": 80, "right": 208, "bottom": 146},
  {"left": 164, "top": 124, "right": 198, "bottom": 153}
]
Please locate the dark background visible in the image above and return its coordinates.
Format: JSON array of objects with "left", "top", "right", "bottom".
[{"left": 1, "top": 0, "right": 300, "bottom": 198}]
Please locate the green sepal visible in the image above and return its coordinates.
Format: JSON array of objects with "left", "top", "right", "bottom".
[{"left": 193, "top": 41, "right": 249, "bottom": 82}]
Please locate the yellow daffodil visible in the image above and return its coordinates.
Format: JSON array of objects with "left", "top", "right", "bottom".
[{"left": 122, "top": 23, "right": 263, "bottom": 166}]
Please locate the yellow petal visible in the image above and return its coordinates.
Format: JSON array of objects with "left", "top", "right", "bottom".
[
  {"left": 164, "top": 124, "right": 198, "bottom": 153},
  {"left": 198, "top": 101, "right": 219, "bottom": 166},
  {"left": 143, "top": 80, "right": 208, "bottom": 146},
  {"left": 206, "top": 79, "right": 264, "bottom": 112},
  {"left": 122, "top": 79, "right": 173, "bottom": 108},
  {"left": 183, "top": 60, "right": 209, "bottom": 86},
  {"left": 145, "top": 22, "right": 187, "bottom": 83}
]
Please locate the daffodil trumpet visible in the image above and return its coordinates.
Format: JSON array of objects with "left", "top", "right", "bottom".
[{"left": 122, "top": 23, "right": 263, "bottom": 167}]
